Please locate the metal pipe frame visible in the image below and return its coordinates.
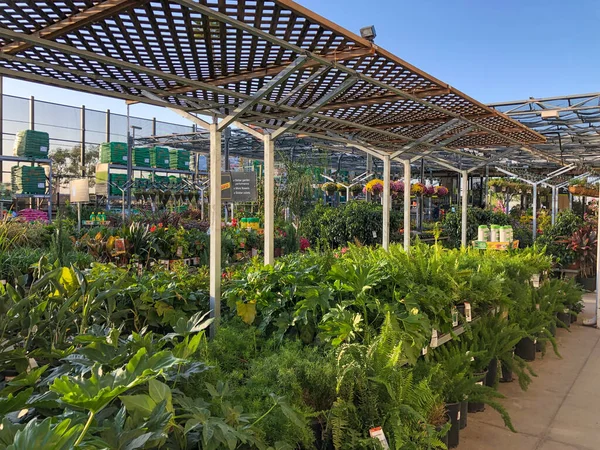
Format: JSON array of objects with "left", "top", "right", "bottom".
[
  {"left": 461, "top": 170, "right": 468, "bottom": 247},
  {"left": 382, "top": 155, "right": 391, "bottom": 250},
  {"left": 80, "top": 105, "right": 86, "bottom": 177},
  {"left": 263, "top": 134, "right": 275, "bottom": 265},
  {"left": 390, "top": 119, "right": 461, "bottom": 159}
]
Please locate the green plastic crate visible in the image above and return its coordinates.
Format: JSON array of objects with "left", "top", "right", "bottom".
[{"left": 13, "top": 130, "right": 50, "bottom": 159}]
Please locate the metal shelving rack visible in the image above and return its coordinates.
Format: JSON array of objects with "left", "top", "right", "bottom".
[
  {"left": 0, "top": 155, "right": 52, "bottom": 219},
  {"left": 96, "top": 163, "right": 195, "bottom": 210}
]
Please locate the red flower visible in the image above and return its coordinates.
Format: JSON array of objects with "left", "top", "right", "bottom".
[{"left": 150, "top": 225, "right": 157, "bottom": 232}]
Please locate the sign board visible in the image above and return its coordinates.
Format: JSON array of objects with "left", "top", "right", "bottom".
[
  {"left": 69, "top": 178, "right": 90, "bottom": 203},
  {"left": 197, "top": 155, "right": 208, "bottom": 172},
  {"left": 221, "top": 171, "right": 257, "bottom": 202}
]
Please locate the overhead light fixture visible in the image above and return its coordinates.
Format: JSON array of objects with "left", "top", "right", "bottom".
[
  {"left": 360, "top": 25, "right": 377, "bottom": 42},
  {"left": 540, "top": 110, "right": 559, "bottom": 119}
]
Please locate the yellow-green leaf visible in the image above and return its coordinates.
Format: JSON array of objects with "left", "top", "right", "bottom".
[{"left": 236, "top": 300, "right": 257, "bottom": 325}]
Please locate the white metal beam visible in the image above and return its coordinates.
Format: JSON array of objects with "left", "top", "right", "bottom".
[
  {"left": 403, "top": 159, "right": 411, "bottom": 252},
  {"left": 390, "top": 118, "right": 461, "bottom": 159},
  {"left": 271, "top": 76, "right": 358, "bottom": 139},
  {"left": 218, "top": 56, "right": 308, "bottom": 131},
  {"left": 264, "top": 134, "right": 275, "bottom": 265},
  {"left": 461, "top": 170, "right": 468, "bottom": 247},
  {"left": 209, "top": 123, "right": 222, "bottom": 337},
  {"left": 382, "top": 155, "right": 391, "bottom": 250}
]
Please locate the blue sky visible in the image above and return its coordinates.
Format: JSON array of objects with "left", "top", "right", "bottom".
[{"left": 4, "top": 0, "right": 599, "bottom": 124}]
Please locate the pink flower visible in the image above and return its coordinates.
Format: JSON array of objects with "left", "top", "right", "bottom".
[
  {"left": 300, "top": 237, "right": 310, "bottom": 252},
  {"left": 341, "top": 247, "right": 348, "bottom": 254}
]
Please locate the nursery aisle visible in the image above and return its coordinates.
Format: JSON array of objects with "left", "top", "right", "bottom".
[{"left": 459, "top": 293, "right": 600, "bottom": 450}]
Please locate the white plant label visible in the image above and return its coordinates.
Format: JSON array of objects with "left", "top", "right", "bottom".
[
  {"left": 451, "top": 307, "right": 459, "bottom": 327},
  {"left": 476, "top": 381, "right": 483, "bottom": 386},
  {"left": 40, "top": 146, "right": 48, "bottom": 153},
  {"left": 165, "top": 159, "right": 169, "bottom": 164},
  {"left": 372, "top": 231, "right": 377, "bottom": 238},
  {"left": 422, "top": 346, "right": 428, "bottom": 355},
  {"left": 369, "top": 427, "right": 390, "bottom": 450},
  {"left": 430, "top": 329, "right": 438, "bottom": 348},
  {"left": 457, "top": 411, "right": 461, "bottom": 421},
  {"left": 465, "top": 302, "right": 472, "bottom": 322}
]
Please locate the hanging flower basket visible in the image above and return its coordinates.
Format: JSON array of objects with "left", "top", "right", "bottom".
[
  {"left": 350, "top": 184, "right": 364, "bottom": 197},
  {"left": 435, "top": 185, "right": 449, "bottom": 197},
  {"left": 322, "top": 182, "right": 338, "bottom": 195},
  {"left": 365, "top": 179, "right": 384, "bottom": 196},
  {"left": 411, "top": 182, "right": 425, "bottom": 196},
  {"left": 423, "top": 185, "right": 435, "bottom": 197},
  {"left": 390, "top": 180, "right": 404, "bottom": 197}
]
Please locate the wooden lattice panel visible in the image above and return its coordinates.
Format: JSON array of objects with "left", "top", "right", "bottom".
[{"left": 0, "top": 0, "right": 546, "bottom": 155}]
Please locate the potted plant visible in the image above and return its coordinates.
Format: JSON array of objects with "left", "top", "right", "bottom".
[
  {"left": 364, "top": 179, "right": 384, "bottom": 198},
  {"left": 411, "top": 182, "right": 425, "bottom": 196},
  {"left": 390, "top": 180, "right": 404, "bottom": 198},
  {"left": 568, "top": 225, "right": 597, "bottom": 291},
  {"left": 321, "top": 182, "right": 337, "bottom": 196},
  {"left": 435, "top": 185, "right": 449, "bottom": 197},
  {"left": 349, "top": 183, "right": 363, "bottom": 198}
]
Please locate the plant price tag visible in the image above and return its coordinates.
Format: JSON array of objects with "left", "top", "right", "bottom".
[
  {"left": 451, "top": 307, "right": 459, "bottom": 327},
  {"left": 430, "top": 329, "right": 438, "bottom": 348},
  {"left": 464, "top": 302, "right": 472, "bottom": 322},
  {"left": 369, "top": 427, "right": 390, "bottom": 450},
  {"left": 372, "top": 231, "right": 377, "bottom": 238},
  {"left": 177, "top": 246, "right": 183, "bottom": 257},
  {"left": 422, "top": 346, "right": 428, "bottom": 355}
]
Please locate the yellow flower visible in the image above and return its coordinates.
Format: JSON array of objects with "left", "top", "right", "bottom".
[{"left": 410, "top": 307, "right": 419, "bottom": 315}]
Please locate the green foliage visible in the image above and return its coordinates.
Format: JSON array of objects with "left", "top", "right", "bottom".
[
  {"left": 442, "top": 207, "right": 511, "bottom": 248},
  {"left": 535, "top": 210, "right": 583, "bottom": 266}
]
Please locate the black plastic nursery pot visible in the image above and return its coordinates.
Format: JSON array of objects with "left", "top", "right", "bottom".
[
  {"left": 436, "top": 413, "right": 451, "bottom": 449},
  {"left": 557, "top": 311, "right": 571, "bottom": 329},
  {"left": 515, "top": 337, "right": 536, "bottom": 362},
  {"left": 468, "top": 370, "right": 488, "bottom": 413},
  {"left": 459, "top": 400, "right": 468, "bottom": 429},
  {"left": 445, "top": 402, "right": 460, "bottom": 448},
  {"left": 485, "top": 359, "right": 498, "bottom": 387},
  {"left": 578, "top": 276, "right": 597, "bottom": 292},
  {"left": 500, "top": 361, "right": 513, "bottom": 383},
  {"left": 536, "top": 339, "right": 546, "bottom": 353},
  {"left": 549, "top": 321, "right": 557, "bottom": 337}
]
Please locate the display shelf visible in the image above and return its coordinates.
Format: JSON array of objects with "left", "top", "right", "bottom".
[
  {"left": 13, "top": 194, "right": 51, "bottom": 199},
  {"left": 107, "top": 164, "right": 194, "bottom": 176},
  {"left": 82, "top": 220, "right": 110, "bottom": 226},
  {"left": 0, "top": 155, "right": 51, "bottom": 164}
]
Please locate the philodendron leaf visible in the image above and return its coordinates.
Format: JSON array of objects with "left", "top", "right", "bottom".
[
  {"left": 0, "top": 365, "right": 48, "bottom": 396},
  {"left": 148, "top": 379, "right": 173, "bottom": 412},
  {"left": 236, "top": 301, "right": 257, "bottom": 325},
  {"left": 50, "top": 348, "right": 182, "bottom": 413},
  {"left": 119, "top": 394, "right": 156, "bottom": 417},
  {"left": 6, "top": 417, "right": 81, "bottom": 450},
  {"left": 0, "top": 388, "right": 33, "bottom": 415}
]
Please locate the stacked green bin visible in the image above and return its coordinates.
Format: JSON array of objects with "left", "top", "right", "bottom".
[
  {"left": 150, "top": 147, "right": 170, "bottom": 169},
  {"left": 100, "top": 142, "right": 128, "bottom": 165},
  {"left": 132, "top": 147, "right": 151, "bottom": 167},
  {"left": 13, "top": 130, "right": 50, "bottom": 159},
  {"left": 169, "top": 149, "right": 191, "bottom": 170},
  {"left": 109, "top": 173, "right": 128, "bottom": 196},
  {"left": 11, "top": 166, "right": 46, "bottom": 194}
]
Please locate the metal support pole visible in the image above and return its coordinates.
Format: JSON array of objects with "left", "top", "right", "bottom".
[
  {"left": 209, "top": 123, "right": 222, "bottom": 336},
  {"left": 532, "top": 184, "right": 538, "bottom": 240},
  {"left": 403, "top": 160, "right": 411, "bottom": 252},
  {"left": 152, "top": 117, "right": 157, "bottom": 136},
  {"left": 419, "top": 158, "right": 424, "bottom": 231},
  {"left": 485, "top": 165, "right": 489, "bottom": 208},
  {"left": 382, "top": 155, "right": 391, "bottom": 250},
  {"left": 29, "top": 96, "right": 34, "bottom": 129},
  {"left": 77, "top": 203, "right": 81, "bottom": 233},
  {"left": 80, "top": 105, "right": 86, "bottom": 176},
  {"left": 264, "top": 134, "right": 275, "bottom": 265},
  {"left": 461, "top": 170, "right": 468, "bottom": 247},
  {"left": 126, "top": 104, "right": 132, "bottom": 212},
  {"left": 551, "top": 186, "right": 557, "bottom": 225},
  {"left": 224, "top": 127, "right": 231, "bottom": 171},
  {"left": 569, "top": 192, "right": 573, "bottom": 210},
  {"left": 366, "top": 154, "right": 373, "bottom": 202},
  {"left": 105, "top": 109, "right": 110, "bottom": 141}
]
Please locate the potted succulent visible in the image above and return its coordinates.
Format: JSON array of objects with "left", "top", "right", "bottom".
[{"left": 568, "top": 225, "right": 597, "bottom": 291}]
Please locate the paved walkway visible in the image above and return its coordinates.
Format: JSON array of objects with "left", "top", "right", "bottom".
[{"left": 459, "top": 293, "right": 600, "bottom": 450}]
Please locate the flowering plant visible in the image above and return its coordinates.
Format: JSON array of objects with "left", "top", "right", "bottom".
[
  {"left": 300, "top": 237, "right": 310, "bottom": 252},
  {"left": 350, "top": 184, "right": 364, "bottom": 196},
  {"left": 390, "top": 180, "right": 404, "bottom": 196},
  {"left": 322, "top": 182, "right": 338, "bottom": 195},
  {"left": 365, "top": 179, "right": 384, "bottom": 195},
  {"left": 423, "top": 185, "right": 435, "bottom": 197},
  {"left": 435, "top": 185, "right": 449, "bottom": 197},
  {"left": 411, "top": 182, "right": 425, "bottom": 195}
]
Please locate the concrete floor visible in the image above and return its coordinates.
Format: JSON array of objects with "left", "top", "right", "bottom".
[{"left": 458, "top": 293, "right": 600, "bottom": 450}]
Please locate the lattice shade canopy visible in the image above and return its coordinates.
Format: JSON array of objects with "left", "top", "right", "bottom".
[{"left": 0, "top": 0, "right": 547, "bottom": 162}]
